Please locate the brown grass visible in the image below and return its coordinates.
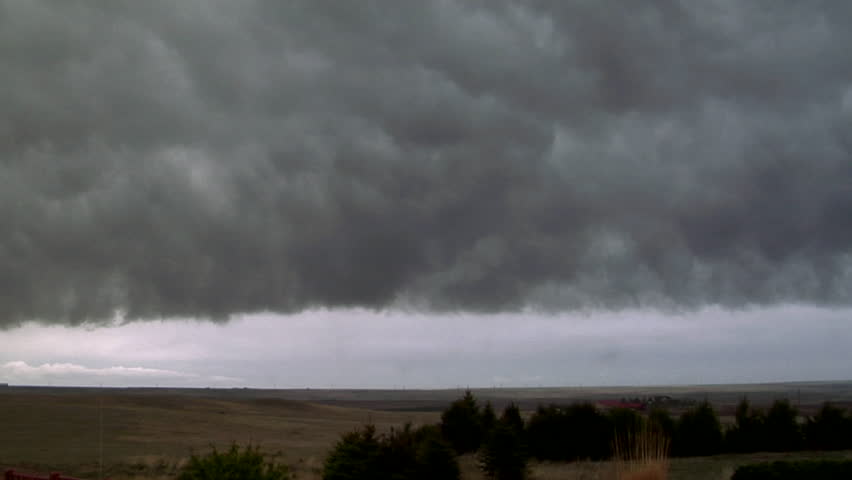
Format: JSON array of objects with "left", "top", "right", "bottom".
[
  {"left": 2, "top": 388, "right": 852, "bottom": 480},
  {"left": 0, "top": 390, "right": 437, "bottom": 480},
  {"left": 612, "top": 428, "right": 670, "bottom": 480}
]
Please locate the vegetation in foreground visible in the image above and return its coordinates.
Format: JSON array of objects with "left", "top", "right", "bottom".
[
  {"left": 320, "top": 390, "right": 852, "bottom": 480},
  {"left": 178, "top": 444, "right": 289, "bottom": 480},
  {"left": 322, "top": 423, "right": 459, "bottom": 480},
  {"left": 2, "top": 388, "right": 852, "bottom": 479}
]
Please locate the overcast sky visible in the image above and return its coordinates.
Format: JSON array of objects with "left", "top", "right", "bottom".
[{"left": 1, "top": 0, "right": 850, "bottom": 387}]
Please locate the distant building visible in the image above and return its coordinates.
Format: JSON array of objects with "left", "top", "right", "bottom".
[{"left": 596, "top": 399, "right": 646, "bottom": 411}]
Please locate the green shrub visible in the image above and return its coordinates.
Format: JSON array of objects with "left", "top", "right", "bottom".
[
  {"left": 322, "top": 425, "right": 383, "bottom": 480},
  {"left": 411, "top": 425, "right": 461, "bottom": 480},
  {"left": 481, "top": 401, "right": 498, "bottom": 439},
  {"left": 500, "top": 403, "right": 525, "bottom": 435},
  {"left": 764, "top": 399, "right": 802, "bottom": 452},
  {"left": 726, "top": 397, "right": 768, "bottom": 453},
  {"left": 673, "top": 401, "right": 723, "bottom": 457},
  {"left": 178, "top": 444, "right": 289, "bottom": 480},
  {"left": 478, "top": 423, "right": 528, "bottom": 480},
  {"left": 805, "top": 403, "right": 852, "bottom": 450},
  {"left": 609, "top": 407, "right": 646, "bottom": 451},
  {"left": 647, "top": 407, "right": 676, "bottom": 441},
  {"left": 322, "top": 424, "right": 460, "bottom": 480},
  {"left": 526, "top": 403, "right": 611, "bottom": 461},
  {"left": 731, "top": 460, "right": 852, "bottom": 480}
]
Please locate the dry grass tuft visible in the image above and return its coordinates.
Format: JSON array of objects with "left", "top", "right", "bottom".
[{"left": 612, "top": 428, "right": 670, "bottom": 480}]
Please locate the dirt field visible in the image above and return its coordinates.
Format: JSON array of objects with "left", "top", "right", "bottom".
[{"left": 0, "top": 382, "right": 850, "bottom": 480}]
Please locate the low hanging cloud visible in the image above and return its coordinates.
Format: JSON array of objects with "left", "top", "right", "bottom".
[
  {"left": 1, "top": 0, "right": 851, "bottom": 326},
  {"left": 1, "top": 360, "right": 191, "bottom": 379},
  {"left": 0, "top": 360, "right": 239, "bottom": 386}
]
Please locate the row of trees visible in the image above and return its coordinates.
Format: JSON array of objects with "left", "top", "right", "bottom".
[
  {"left": 727, "top": 398, "right": 852, "bottom": 453},
  {"left": 322, "top": 391, "right": 852, "bottom": 480},
  {"left": 323, "top": 424, "right": 460, "bottom": 480},
  {"left": 439, "top": 391, "right": 852, "bottom": 462}
]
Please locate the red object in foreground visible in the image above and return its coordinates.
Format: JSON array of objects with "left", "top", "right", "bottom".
[{"left": 5, "top": 470, "right": 93, "bottom": 480}]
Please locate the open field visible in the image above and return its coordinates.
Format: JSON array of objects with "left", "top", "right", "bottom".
[{"left": 1, "top": 382, "right": 851, "bottom": 480}]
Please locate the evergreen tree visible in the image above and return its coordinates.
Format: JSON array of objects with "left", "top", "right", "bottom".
[
  {"left": 673, "top": 401, "right": 723, "bottom": 457},
  {"left": 481, "top": 401, "right": 498, "bottom": 439},
  {"left": 764, "top": 399, "right": 801, "bottom": 452},
  {"left": 648, "top": 407, "right": 676, "bottom": 441},
  {"left": 500, "top": 402, "right": 525, "bottom": 435},
  {"left": 440, "top": 390, "right": 484, "bottom": 454},
  {"left": 805, "top": 403, "right": 852, "bottom": 451},
  {"left": 323, "top": 424, "right": 460, "bottom": 480},
  {"left": 725, "top": 397, "right": 768, "bottom": 453},
  {"left": 479, "top": 423, "right": 528, "bottom": 480}
]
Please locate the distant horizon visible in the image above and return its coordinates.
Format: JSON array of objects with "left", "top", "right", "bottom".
[{"left": 5, "top": 377, "right": 852, "bottom": 392}]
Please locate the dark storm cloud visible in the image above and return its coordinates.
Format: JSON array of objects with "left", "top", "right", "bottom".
[{"left": 1, "top": 0, "right": 851, "bottom": 325}]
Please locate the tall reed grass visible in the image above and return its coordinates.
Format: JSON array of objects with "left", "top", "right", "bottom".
[{"left": 612, "top": 427, "right": 670, "bottom": 480}]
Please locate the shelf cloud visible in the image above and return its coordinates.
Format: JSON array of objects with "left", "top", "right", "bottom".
[{"left": 1, "top": 0, "right": 851, "bottom": 326}]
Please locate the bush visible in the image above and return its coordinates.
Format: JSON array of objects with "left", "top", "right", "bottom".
[
  {"left": 609, "top": 407, "right": 646, "bottom": 451},
  {"left": 322, "top": 424, "right": 460, "bottom": 480},
  {"left": 647, "top": 407, "right": 676, "bottom": 441},
  {"left": 726, "top": 397, "right": 768, "bottom": 453},
  {"left": 526, "top": 403, "right": 611, "bottom": 461},
  {"left": 410, "top": 425, "right": 461, "bottom": 480},
  {"left": 764, "top": 399, "right": 802, "bottom": 452},
  {"left": 500, "top": 403, "right": 525, "bottom": 435},
  {"left": 178, "top": 444, "right": 289, "bottom": 480},
  {"left": 673, "top": 401, "right": 723, "bottom": 457},
  {"left": 481, "top": 402, "right": 498, "bottom": 439},
  {"left": 440, "top": 390, "right": 484, "bottom": 454},
  {"left": 732, "top": 460, "right": 852, "bottom": 480},
  {"left": 805, "top": 403, "right": 852, "bottom": 451},
  {"left": 323, "top": 425, "right": 383, "bottom": 480},
  {"left": 479, "top": 423, "right": 528, "bottom": 480}
]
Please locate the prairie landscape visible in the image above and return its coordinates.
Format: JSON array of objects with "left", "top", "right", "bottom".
[
  {"left": 2, "top": 382, "right": 851, "bottom": 480},
  {"left": 5, "top": 2, "right": 852, "bottom": 480}
]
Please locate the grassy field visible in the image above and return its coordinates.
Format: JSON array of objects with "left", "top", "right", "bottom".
[
  {"left": 0, "top": 389, "right": 436, "bottom": 479},
  {"left": 0, "top": 383, "right": 851, "bottom": 480}
]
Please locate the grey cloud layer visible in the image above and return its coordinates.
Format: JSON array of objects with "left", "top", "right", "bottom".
[{"left": 2, "top": 0, "right": 851, "bottom": 324}]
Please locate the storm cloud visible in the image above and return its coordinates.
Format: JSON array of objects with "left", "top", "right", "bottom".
[{"left": 2, "top": 0, "right": 851, "bottom": 325}]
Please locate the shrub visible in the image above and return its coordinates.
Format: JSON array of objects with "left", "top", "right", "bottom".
[
  {"left": 322, "top": 424, "right": 460, "bottom": 480},
  {"left": 726, "top": 397, "right": 768, "bottom": 453},
  {"left": 526, "top": 403, "right": 611, "bottom": 461},
  {"left": 323, "top": 425, "right": 383, "bottom": 480},
  {"left": 479, "top": 422, "right": 528, "bottom": 480},
  {"left": 440, "top": 390, "right": 484, "bottom": 454},
  {"left": 500, "top": 402, "right": 525, "bottom": 435},
  {"left": 647, "top": 407, "right": 676, "bottom": 442},
  {"left": 410, "top": 424, "right": 461, "bottom": 480},
  {"left": 672, "top": 401, "right": 722, "bottom": 457},
  {"left": 481, "top": 401, "right": 498, "bottom": 438},
  {"left": 178, "top": 444, "right": 289, "bottom": 480},
  {"left": 805, "top": 403, "right": 852, "bottom": 451},
  {"left": 609, "top": 407, "right": 646, "bottom": 451},
  {"left": 731, "top": 460, "right": 852, "bottom": 480},
  {"left": 764, "top": 399, "right": 801, "bottom": 452},
  {"left": 526, "top": 405, "right": 566, "bottom": 461}
]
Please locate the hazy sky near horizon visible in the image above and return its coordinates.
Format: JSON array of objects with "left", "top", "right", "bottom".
[
  {"left": 1, "top": 1, "right": 851, "bottom": 387},
  {"left": 3, "top": 305, "right": 852, "bottom": 388}
]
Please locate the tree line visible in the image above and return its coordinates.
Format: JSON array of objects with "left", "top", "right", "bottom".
[{"left": 322, "top": 391, "right": 852, "bottom": 480}]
